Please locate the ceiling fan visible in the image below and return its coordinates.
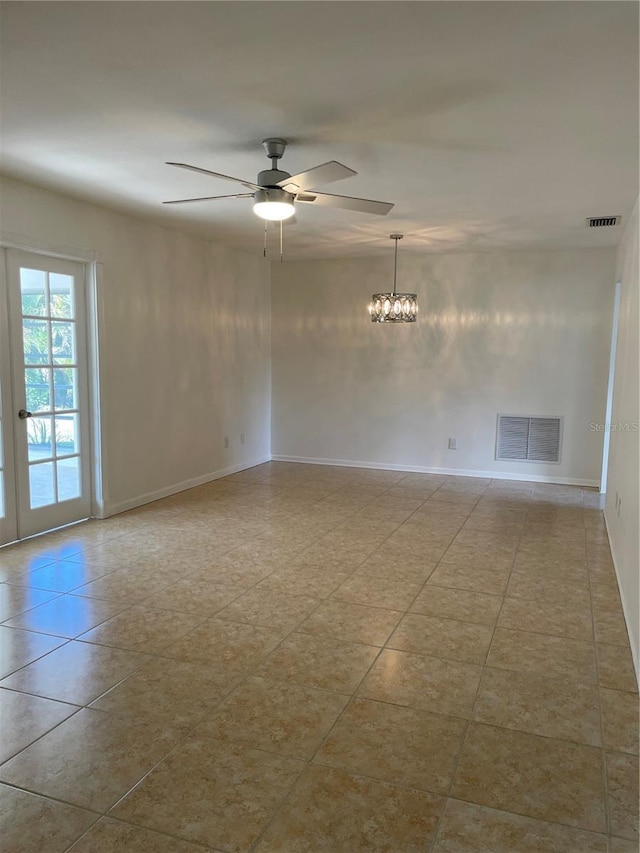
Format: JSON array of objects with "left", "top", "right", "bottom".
[{"left": 163, "top": 138, "right": 394, "bottom": 221}]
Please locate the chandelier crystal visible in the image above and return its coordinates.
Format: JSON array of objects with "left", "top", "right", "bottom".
[{"left": 369, "top": 234, "right": 418, "bottom": 323}]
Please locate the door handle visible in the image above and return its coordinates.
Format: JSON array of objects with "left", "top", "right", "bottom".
[{"left": 18, "top": 409, "right": 32, "bottom": 419}]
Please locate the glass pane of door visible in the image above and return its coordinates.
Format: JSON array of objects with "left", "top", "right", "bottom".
[{"left": 19, "top": 266, "right": 82, "bottom": 510}]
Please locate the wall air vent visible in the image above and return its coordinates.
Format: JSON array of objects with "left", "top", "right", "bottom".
[
  {"left": 496, "top": 415, "right": 562, "bottom": 463},
  {"left": 586, "top": 216, "right": 621, "bottom": 228}
]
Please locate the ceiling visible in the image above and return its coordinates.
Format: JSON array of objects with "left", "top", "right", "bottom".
[{"left": 0, "top": 1, "right": 638, "bottom": 260}]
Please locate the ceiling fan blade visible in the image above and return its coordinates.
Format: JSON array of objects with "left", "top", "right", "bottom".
[
  {"left": 295, "top": 191, "right": 394, "bottom": 216},
  {"left": 277, "top": 161, "right": 356, "bottom": 192},
  {"left": 166, "top": 162, "right": 262, "bottom": 191},
  {"left": 163, "top": 193, "right": 253, "bottom": 205}
]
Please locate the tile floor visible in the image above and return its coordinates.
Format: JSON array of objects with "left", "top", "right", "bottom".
[{"left": 0, "top": 462, "right": 638, "bottom": 852}]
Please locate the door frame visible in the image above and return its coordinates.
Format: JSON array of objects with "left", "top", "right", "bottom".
[
  {"left": 600, "top": 280, "right": 622, "bottom": 494},
  {"left": 0, "top": 257, "right": 18, "bottom": 543},
  {"left": 0, "top": 237, "right": 104, "bottom": 543}
]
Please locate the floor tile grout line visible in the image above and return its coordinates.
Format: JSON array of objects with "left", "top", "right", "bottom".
[
  {"left": 0, "top": 629, "right": 75, "bottom": 681},
  {"left": 305, "top": 646, "right": 388, "bottom": 763},
  {"left": 247, "top": 639, "right": 392, "bottom": 853},
  {"left": 0, "top": 587, "right": 67, "bottom": 620},
  {"left": 420, "top": 478, "right": 498, "bottom": 851},
  {"left": 480, "top": 621, "right": 600, "bottom": 645},
  {"left": 280, "top": 483, "right": 486, "bottom": 853},
  {"left": 423, "top": 711, "right": 609, "bottom": 751},
  {"left": 438, "top": 486, "right": 613, "bottom": 842},
  {"left": 74, "top": 610, "right": 213, "bottom": 653},
  {"left": 61, "top": 811, "right": 224, "bottom": 853},
  {"left": 0, "top": 598, "right": 138, "bottom": 642},
  {"left": 0, "top": 778, "right": 105, "bottom": 817},
  {"left": 7, "top": 560, "right": 134, "bottom": 595},
  {"left": 438, "top": 792, "right": 614, "bottom": 843},
  {"left": 161, "top": 584, "right": 381, "bottom": 727},
  {"left": 244, "top": 756, "right": 311, "bottom": 852},
  {"left": 246, "top": 481, "right": 472, "bottom": 852},
  {"left": 308, "top": 750, "right": 460, "bottom": 799},
  {"left": 587, "top": 508, "right": 614, "bottom": 838},
  {"left": 0, "top": 701, "right": 85, "bottom": 768},
  {"left": 0, "top": 468, "right": 631, "bottom": 850},
  {"left": 94, "top": 724, "right": 198, "bottom": 818},
  {"left": 0, "top": 639, "right": 161, "bottom": 723},
  {"left": 429, "top": 475, "right": 521, "bottom": 849},
  {"left": 209, "top": 484, "right": 452, "bottom": 682},
  {"left": 238, "top": 481, "right": 430, "bottom": 850},
  {"left": 59, "top": 812, "right": 104, "bottom": 853}
]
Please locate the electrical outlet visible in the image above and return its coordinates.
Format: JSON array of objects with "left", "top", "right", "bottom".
[
  {"left": 448, "top": 437, "right": 458, "bottom": 450},
  {"left": 224, "top": 436, "right": 229, "bottom": 449},
  {"left": 240, "top": 433, "right": 245, "bottom": 445}
]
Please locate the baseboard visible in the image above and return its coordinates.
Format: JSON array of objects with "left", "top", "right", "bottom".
[
  {"left": 100, "top": 456, "right": 271, "bottom": 518},
  {"left": 604, "top": 511, "right": 640, "bottom": 686},
  {"left": 270, "top": 454, "right": 599, "bottom": 487}
]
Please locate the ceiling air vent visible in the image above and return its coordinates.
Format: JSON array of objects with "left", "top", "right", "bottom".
[
  {"left": 496, "top": 415, "right": 562, "bottom": 463},
  {"left": 586, "top": 216, "right": 621, "bottom": 228}
]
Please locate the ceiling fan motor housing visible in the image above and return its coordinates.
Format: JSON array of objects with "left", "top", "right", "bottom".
[
  {"left": 253, "top": 187, "right": 294, "bottom": 205},
  {"left": 257, "top": 168, "right": 291, "bottom": 186}
]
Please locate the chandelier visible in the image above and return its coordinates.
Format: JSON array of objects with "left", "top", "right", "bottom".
[{"left": 369, "top": 234, "right": 418, "bottom": 323}]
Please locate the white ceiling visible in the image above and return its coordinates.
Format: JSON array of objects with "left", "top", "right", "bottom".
[{"left": 1, "top": 1, "right": 637, "bottom": 260}]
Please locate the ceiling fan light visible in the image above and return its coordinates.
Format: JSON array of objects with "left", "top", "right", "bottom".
[
  {"left": 253, "top": 188, "right": 295, "bottom": 221},
  {"left": 253, "top": 201, "right": 296, "bottom": 221}
]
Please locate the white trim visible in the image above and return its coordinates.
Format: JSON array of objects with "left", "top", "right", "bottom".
[
  {"left": 604, "top": 511, "right": 640, "bottom": 686},
  {"left": 101, "top": 456, "right": 271, "bottom": 517},
  {"left": 0, "top": 231, "right": 96, "bottom": 263},
  {"left": 600, "top": 280, "right": 622, "bottom": 493},
  {"left": 270, "top": 454, "right": 599, "bottom": 487},
  {"left": 87, "top": 263, "right": 106, "bottom": 518},
  {"left": 0, "top": 251, "right": 18, "bottom": 544}
]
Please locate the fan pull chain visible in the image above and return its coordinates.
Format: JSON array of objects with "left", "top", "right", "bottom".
[
  {"left": 280, "top": 220, "right": 283, "bottom": 263},
  {"left": 263, "top": 221, "right": 267, "bottom": 259}
]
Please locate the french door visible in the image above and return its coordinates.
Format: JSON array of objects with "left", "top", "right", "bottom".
[{"left": 0, "top": 250, "right": 92, "bottom": 544}]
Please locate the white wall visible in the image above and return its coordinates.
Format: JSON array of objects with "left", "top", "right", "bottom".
[
  {"left": 271, "top": 248, "right": 616, "bottom": 485},
  {"left": 1, "top": 177, "right": 271, "bottom": 514},
  {"left": 605, "top": 199, "right": 639, "bottom": 678}
]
